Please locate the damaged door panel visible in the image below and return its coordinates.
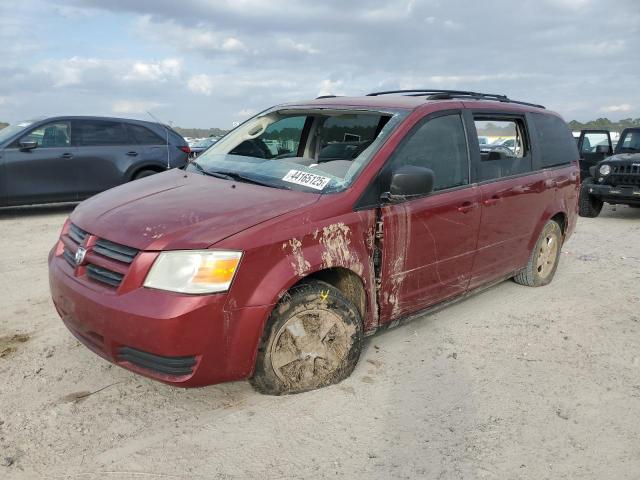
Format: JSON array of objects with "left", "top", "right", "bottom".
[{"left": 376, "top": 186, "right": 481, "bottom": 323}]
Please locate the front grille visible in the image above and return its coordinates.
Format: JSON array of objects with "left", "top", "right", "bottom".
[
  {"left": 68, "top": 223, "right": 88, "bottom": 245},
  {"left": 611, "top": 164, "right": 640, "bottom": 186},
  {"left": 117, "top": 346, "right": 197, "bottom": 376},
  {"left": 63, "top": 247, "right": 76, "bottom": 268},
  {"left": 93, "top": 239, "right": 139, "bottom": 264},
  {"left": 62, "top": 223, "right": 140, "bottom": 289},
  {"left": 86, "top": 264, "right": 124, "bottom": 287}
]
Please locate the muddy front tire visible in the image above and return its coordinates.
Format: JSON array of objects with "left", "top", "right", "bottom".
[
  {"left": 250, "top": 281, "right": 363, "bottom": 395},
  {"left": 513, "top": 220, "right": 562, "bottom": 287}
]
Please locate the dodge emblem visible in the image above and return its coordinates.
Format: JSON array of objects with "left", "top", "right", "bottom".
[{"left": 75, "top": 247, "right": 87, "bottom": 266}]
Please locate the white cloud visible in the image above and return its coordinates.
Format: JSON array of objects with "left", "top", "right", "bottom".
[
  {"left": 236, "top": 108, "right": 257, "bottom": 118},
  {"left": 600, "top": 104, "right": 632, "bottom": 113},
  {"left": 318, "top": 79, "right": 345, "bottom": 97},
  {"left": 136, "top": 16, "right": 247, "bottom": 55},
  {"left": 112, "top": 100, "right": 163, "bottom": 114},
  {"left": 278, "top": 38, "right": 318, "bottom": 55},
  {"left": 187, "top": 74, "right": 217, "bottom": 96},
  {"left": 124, "top": 59, "right": 182, "bottom": 82},
  {"left": 546, "top": 0, "right": 591, "bottom": 9}
]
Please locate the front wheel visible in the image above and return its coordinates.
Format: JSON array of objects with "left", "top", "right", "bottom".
[
  {"left": 513, "top": 220, "right": 562, "bottom": 287},
  {"left": 578, "top": 179, "right": 603, "bottom": 218},
  {"left": 250, "top": 281, "right": 363, "bottom": 395}
]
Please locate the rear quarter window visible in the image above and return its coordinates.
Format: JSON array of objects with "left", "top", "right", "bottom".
[
  {"left": 128, "top": 124, "right": 164, "bottom": 145},
  {"left": 531, "top": 113, "right": 578, "bottom": 168}
]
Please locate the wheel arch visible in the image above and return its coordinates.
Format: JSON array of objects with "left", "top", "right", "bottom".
[
  {"left": 127, "top": 162, "right": 166, "bottom": 181},
  {"left": 527, "top": 208, "right": 568, "bottom": 253}
]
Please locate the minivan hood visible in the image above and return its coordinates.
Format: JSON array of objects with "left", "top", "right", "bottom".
[{"left": 71, "top": 169, "right": 321, "bottom": 250}]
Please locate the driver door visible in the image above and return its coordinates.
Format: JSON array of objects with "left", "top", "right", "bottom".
[
  {"left": 3, "top": 120, "right": 79, "bottom": 205},
  {"left": 377, "top": 112, "right": 481, "bottom": 323}
]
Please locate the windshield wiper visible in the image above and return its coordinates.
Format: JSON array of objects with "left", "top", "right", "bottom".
[
  {"left": 209, "top": 170, "right": 288, "bottom": 189},
  {"left": 190, "top": 162, "right": 287, "bottom": 189}
]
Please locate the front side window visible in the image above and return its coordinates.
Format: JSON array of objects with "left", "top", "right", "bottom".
[
  {"left": 475, "top": 117, "right": 531, "bottom": 181},
  {"left": 386, "top": 114, "right": 469, "bottom": 191},
  {"left": 77, "top": 121, "right": 129, "bottom": 146},
  {"left": 20, "top": 122, "right": 71, "bottom": 148},
  {"left": 192, "top": 108, "right": 407, "bottom": 193}
]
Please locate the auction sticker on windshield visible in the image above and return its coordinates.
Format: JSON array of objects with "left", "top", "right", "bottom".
[{"left": 282, "top": 170, "right": 331, "bottom": 190}]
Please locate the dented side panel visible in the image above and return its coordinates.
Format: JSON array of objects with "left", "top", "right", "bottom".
[{"left": 377, "top": 185, "right": 482, "bottom": 323}]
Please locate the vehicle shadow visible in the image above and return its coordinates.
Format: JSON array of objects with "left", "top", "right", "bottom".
[{"left": 0, "top": 202, "right": 77, "bottom": 219}]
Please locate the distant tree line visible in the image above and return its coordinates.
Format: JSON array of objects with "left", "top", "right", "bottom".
[
  {"left": 172, "top": 127, "right": 228, "bottom": 138},
  {"left": 0, "top": 122, "right": 8, "bottom": 130},
  {"left": 568, "top": 118, "right": 640, "bottom": 131}
]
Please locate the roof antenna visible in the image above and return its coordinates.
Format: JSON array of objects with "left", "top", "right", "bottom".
[{"left": 146, "top": 110, "right": 171, "bottom": 170}]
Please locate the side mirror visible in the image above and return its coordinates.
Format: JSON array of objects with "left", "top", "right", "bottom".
[
  {"left": 384, "top": 165, "right": 435, "bottom": 202},
  {"left": 595, "top": 145, "right": 611, "bottom": 154},
  {"left": 19, "top": 140, "right": 38, "bottom": 151}
]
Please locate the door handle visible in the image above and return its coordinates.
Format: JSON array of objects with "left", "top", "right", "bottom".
[
  {"left": 60, "top": 153, "right": 73, "bottom": 159},
  {"left": 126, "top": 151, "right": 138, "bottom": 156},
  {"left": 545, "top": 179, "right": 557, "bottom": 188},
  {"left": 457, "top": 201, "right": 477, "bottom": 213},
  {"left": 482, "top": 196, "right": 500, "bottom": 206}
]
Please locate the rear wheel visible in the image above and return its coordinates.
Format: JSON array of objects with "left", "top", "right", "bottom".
[
  {"left": 578, "top": 178, "right": 603, "bottom": 218},
  {"left": 250, "top": 281, "right": 363, "bottom": 395},
  {"left": 513, "top": 220, "right": 562, "bottom": 287},
  {"left": 133, "top": 169, "right": 158, "bottom": 180}
]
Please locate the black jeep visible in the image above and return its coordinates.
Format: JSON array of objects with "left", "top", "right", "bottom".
[{"left": 579, "top": 127, "right": 640, "bottom": 217}]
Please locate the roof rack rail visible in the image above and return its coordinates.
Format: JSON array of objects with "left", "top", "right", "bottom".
[
  {"left": 315, "top": 95, "right": 339, "bottom": 99},
  {"left": 366, "top": 89, "right": 545, "bottom": 109}
]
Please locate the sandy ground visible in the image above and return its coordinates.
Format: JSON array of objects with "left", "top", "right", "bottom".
[{"left": 0, "top": 203, "right": 639, "bottom": 480}]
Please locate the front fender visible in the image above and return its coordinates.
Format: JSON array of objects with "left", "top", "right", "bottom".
[{"left": 222, "top": 210, "right": 378, "bottom": 329}]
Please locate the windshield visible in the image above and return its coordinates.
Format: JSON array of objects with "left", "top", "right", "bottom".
[
  {"left": 617, "top": 130, "right": 640, "bottom": 153},
  {"left": 190, "top": 107, "right": 407, "bottom": 193},
  {"left": 194, "top": 137, "right": 217, "bottom": 148},
  {"left": 0, "top": 121, "right": 35, "bottom": 145}
]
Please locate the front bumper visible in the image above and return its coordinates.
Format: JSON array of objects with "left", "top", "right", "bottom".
[
  {"left": 586, "top": 183, "right": 640, "bottom": 205},
  {"left": 48, "top": 249, "right": 272, "bottom": 387}
]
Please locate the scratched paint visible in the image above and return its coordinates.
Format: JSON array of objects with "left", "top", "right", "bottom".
[
  {"left": 319, "top": 223, "right": 364, "bottom": 275},
  {"left": 386, "top": 204, "right": 411, "bottom": 318},
  {"left": 282, "top": 238, "right": 310, "bottom": 276}
]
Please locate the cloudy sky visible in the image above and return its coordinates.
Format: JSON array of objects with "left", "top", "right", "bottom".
[{"left": 0, "top": 0, "right": 638, "bottom": 128}]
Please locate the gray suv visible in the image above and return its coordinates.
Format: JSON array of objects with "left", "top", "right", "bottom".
[{"left": 0, "top": 116, "right": 189, "bottom": 206}]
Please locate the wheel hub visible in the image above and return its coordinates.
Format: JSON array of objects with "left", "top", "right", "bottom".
[{"left": 270, "top": 309, "right": 351, "bottom": 387}]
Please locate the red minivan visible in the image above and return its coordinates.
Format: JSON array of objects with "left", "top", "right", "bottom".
[{"left": 49, "top": 90, "right": 580, "bottom": 394}]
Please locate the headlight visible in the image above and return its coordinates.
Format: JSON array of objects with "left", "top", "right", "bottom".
[
  {"left": 144, "top": 250, "right": 242, "bottom": 294},
  {"left": 599, "top": 164, "right": 611, "bottom": 176}
]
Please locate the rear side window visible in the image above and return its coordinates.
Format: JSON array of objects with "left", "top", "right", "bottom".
[
  {"left": 77, "top": 121, "right": 130, "bottom": 146},
  {"left": 387, "top": 113, "right": 469, "bottom": 191},
  {"left": 531, "top": 113, "right": 577, "bottom": 168},
  {"left": 474, "top": 117, "right": 531, "bottom": 181},
  {"left": 128, "top": 124, "right": 164, "bottom": 145}
]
